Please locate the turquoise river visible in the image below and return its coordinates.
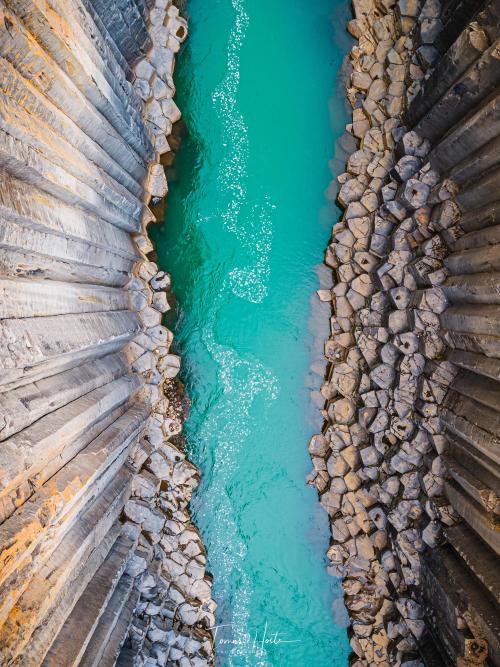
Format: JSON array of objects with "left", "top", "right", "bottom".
[{"left": 151, "top": 0, "right": 352, "bottom": 664}]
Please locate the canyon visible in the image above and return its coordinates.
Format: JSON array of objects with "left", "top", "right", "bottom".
[{"left": 0, "top": 0, "right": 499, "bottom": 666}]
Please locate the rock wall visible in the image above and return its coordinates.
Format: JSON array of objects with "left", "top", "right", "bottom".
[
  {"left": 2, "top": 0, "right": 500, "bottom": 664},
  {"left": 0, "top": 1, "right": 215, "bottom": 665},
  {"left": 310, "top": 0, "right": 500, "bottom": 665}
]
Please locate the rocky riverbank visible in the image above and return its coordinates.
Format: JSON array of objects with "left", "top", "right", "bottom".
[
  {"left": 119, "top": 3, "right": 217, "bottom": 665},
  {"left": 309, "top": 0, "right": 497, "bottom": 664},
  {"left": 0, "top": 0, "right": 216, "bottom": 664}
]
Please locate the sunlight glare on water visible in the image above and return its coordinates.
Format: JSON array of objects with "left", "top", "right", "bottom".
[{"left": 151, "top": 1, "right": 352, "bottom": 664}]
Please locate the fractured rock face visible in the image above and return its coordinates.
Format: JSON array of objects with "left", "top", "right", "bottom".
[
  {"left": 310, "top": 0, "right": 500, "bottom": 664},
  {"left": 0, "top": 0, "right": 215, "bottom": 665}
]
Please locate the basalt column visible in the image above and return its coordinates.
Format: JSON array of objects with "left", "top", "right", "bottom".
[
  {"left": 0, "top": 1, "right": 215, "bottom": 666},
  {"left": 311, "top": 0, "right": 500, "bottom": 665}
]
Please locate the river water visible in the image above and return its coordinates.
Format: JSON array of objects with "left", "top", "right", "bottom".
[{"left": 151, "top": 1, "right": 352, "bottom": 664}]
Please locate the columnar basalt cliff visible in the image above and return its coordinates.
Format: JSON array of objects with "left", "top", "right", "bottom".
[
  {"left": 2, "top": 0, "right": 500, "bottom": 665},
  {"left": 0, "top": 1, "right": 215, "bottom": 665},
  {"left": 310, "top": 0, "right": 500, "bottom": 665}
]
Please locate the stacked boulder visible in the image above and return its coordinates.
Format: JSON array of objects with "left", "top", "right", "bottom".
[
  {"left": 309, "top": 0, "right": 469, "bottom": 664},
  {"left": 118, "top": 3, "right": 217, "bottom": 665},
  {"left": 120, "top": 258, "right": 216, "bottom": 667}
]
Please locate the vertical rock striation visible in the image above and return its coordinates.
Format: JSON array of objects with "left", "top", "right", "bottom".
[
  {"left": 0, "top": 1, "right": 215, "bottom": 665},
  {"left": 311, "top": 0, "right": 500, "bottom": 664}
]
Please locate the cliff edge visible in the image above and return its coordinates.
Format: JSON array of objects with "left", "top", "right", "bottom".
[
  {"left": 0, "top": 1, "right": 214, "bottom": 665},
  {"left": 310, "top": 0, "right": 500, "bottom": 664}
]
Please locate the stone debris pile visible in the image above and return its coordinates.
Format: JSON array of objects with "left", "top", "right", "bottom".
[
  {"left": 120, "top": 257, "right": 216, "bottom": 667},
  {"left": 133, "top": 2, "right": 186, "bottom": 199},
  {"left": 306, "top": 0, "right": 491, "bottom": 664},
  {"left": 119, "top": 2, "right": 217, "bottom": 665}
]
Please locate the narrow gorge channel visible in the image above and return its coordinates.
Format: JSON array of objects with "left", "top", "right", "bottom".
[
  {"left": 3, "top": 0, "right": 500, "bottom": 664},
  {"left": 152, "top": 0, "right": 352, "bottom": 664}
]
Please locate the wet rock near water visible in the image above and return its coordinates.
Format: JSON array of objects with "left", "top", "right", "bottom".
[
  {"left": 0, "top": 0, "right": 215, "bottom": 663},
  {"left": 122, "top": 3, "right": 216, "bottom": 663},
  {"left": 124, "top": 254, "right": 216, "bottom": 666},
  {"left": 307, "top": 0, "right": 487, "bottom": 664}
]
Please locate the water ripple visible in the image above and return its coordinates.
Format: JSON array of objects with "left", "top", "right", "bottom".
[{"left": 212, "top": 0, "right": 274, "bottom": 306}]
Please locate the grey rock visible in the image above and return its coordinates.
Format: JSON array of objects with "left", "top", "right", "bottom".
[
  {"left": 388, "top": 308, "right": 410, "bottom": 333},
  {"left": 417, "top": 44, "right": 439, "bottom": 69},
  {"left": 398, "top": 0, "right": 420, "bottom": 17},
  {"left": 150, "top": 271, "right": 172, "bottom": 291},
  {"left": 392, "top": 155, "right": 422, "bottom": 182},
  {"left": 360, "top": 446, "right": 381, "bottom": 466},
  {"left": 420, "top": 17, "right": 443, "bottom": 44},
  {"left": 369, "top": 409, "right": 390, "bottom": 433},
  {"left": 339, "top": 178, "right": 366, "bottom": 206},
  {"left": 370, "top": 364, "right": 396, "bottom": 389},
  {"left": 394, "top": 332, "right": 419, "bottom": 354},
  {"left": 399, "top": 179, "right": 430, "bottom": 209},
  {"left": 390, "top": 286, "right": 412, "bottom": 309}
]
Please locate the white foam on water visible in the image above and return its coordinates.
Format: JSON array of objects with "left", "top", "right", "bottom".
[
  {"left": 185, "top": 2, "right": 283, "bottom": 663},
  {"left": 211, "top": 0, "right": 275, "bottom": 306},
  {"left": 168, "top": 0, "right": 352, "bottom": 663},
  {"left": 194, "top": 303, "right": 278, "bottom": 667}
]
